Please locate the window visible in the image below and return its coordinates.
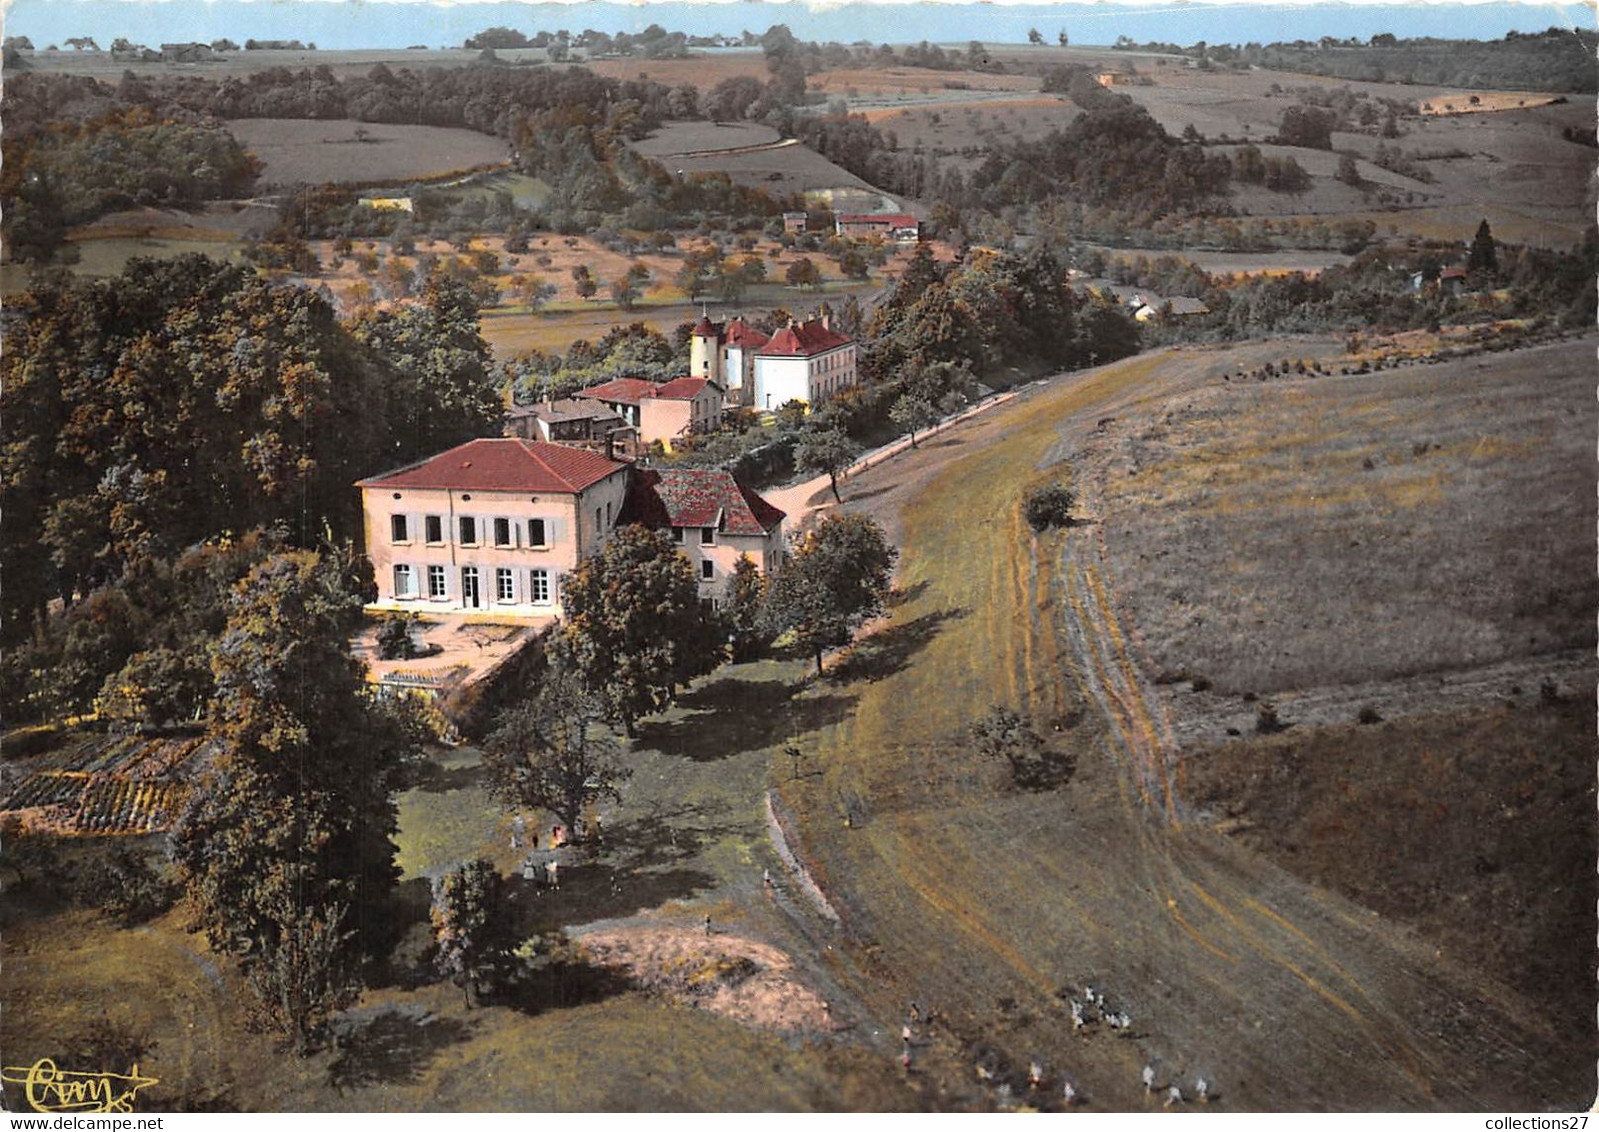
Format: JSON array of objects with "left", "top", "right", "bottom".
[
  {"left": 425, "top": 515, "right": 443, "bottom": 544},
  {"left": 529, "top": 568, "right": 551, "bottom": 604},
  {"left": 493, "top": 517, "right": 512, "bottom": 547},
  {"left": 595, "top": 506, "right": 603, "bottom": 531},
  {"left": 393, "top": 564, "right": 416, "bottom": 598},
  {"left": 496, "top": 567, "right": 515, "bottom": 602},
  {"left": 671, "top": 527, "right": 685, "bottom": 544},
  {"left": 390, "top": 515, "right": 409, "bottom": 543},
  {"left": 700, "top": 527, "right": 714, "bottom": 546},
  {"left": 459, "top": 516, "right": 477, "bottom": 545},
  {"left": 528, "top": 518, "right": 547, "bottom": 547},
  {"left": 606, "top": 501, "right": 613, "bottom": 527},
  {"left": 700, "top": 560, "right": 714, "bottom": 581},
  {"left": 428, "top": 565, "right": 447, "bottom": 599}
]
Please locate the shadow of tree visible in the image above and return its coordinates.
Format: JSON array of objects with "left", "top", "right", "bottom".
[
  {"left": 828, "top": 607, "right": 969, "bottom": 685},
  {"left": 327, "top": 1005, "right": 474, "bottom": 1092},
  {"left": 505, "top": 864, "right": 717, "bottom": 936},
  {"left": 402, "top": 760, "right": 488, "bottom": 794},
  {"left": 506, "top": 952, "right": 635, "bottom": 1017},
  {"left": 844, "top": 483, "right": 895, "bottom": 504},
  {"left": 888, "top": 579, "right": 930, "bottom": 608},
  {"left": 632, "top": 679, "right": 856, "bottom": 763}
]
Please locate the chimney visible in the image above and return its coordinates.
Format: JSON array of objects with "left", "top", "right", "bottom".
[{"left": 820, "top": 309, "right": 831, "bottom": 331}]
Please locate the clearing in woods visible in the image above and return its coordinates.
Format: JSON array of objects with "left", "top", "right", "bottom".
[{"left": 773, "top": 340, "right": 1592, "bottom": 1111}]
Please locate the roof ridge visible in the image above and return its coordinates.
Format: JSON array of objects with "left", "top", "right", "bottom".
[{"left": 514, "top": 436, "right": 580, "bottom": 492}]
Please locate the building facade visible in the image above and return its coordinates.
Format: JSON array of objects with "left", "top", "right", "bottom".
[
  {"left": 356, "top": 438, "right": 630, "bottom": 619},
  {"left": 690, "top": 316, "right": 771, "bottom": 408},
  {"left": 751, "top": 318, "right": 859, "bottom": 411},
  {"left": 834, "top": 213, "right": 922, "bottom": 242},
  {"left": 620, "top": 468, "right": 787, "bottom": 608},
  {"left": 575, "top": 376, "right": 723, "bottom": 449}
]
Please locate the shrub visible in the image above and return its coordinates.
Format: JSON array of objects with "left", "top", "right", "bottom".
[
  {"left": 1255, "top": 701, "right": 1288, "bottom": 734},
  {"left": 969, "top": 706, "right": 1075, "bottom": 791},
  {"left": 1356, "top": 704, "right": 1383, "bottom": 725},
  {"left": 1024, "top": 481, "right": 1077, "bottom": 532},
  {"left": 377, "top": 614, "right": 420, "bottom": 660}
]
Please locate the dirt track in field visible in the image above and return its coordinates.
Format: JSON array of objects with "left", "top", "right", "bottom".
[{"left": 772, "top": 341, "right": 1593, "bottom": 1111}]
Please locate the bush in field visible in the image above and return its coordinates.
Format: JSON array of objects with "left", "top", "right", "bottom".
[
  {"left": 1255, "top": 701, "right": 1288, "bottom": 734},
  {"left": 969, "top": 706, "right": 1074, "bottom": 791},
  {"left": 1024, "top": 481, "right": 1076, "bottom": 532}
]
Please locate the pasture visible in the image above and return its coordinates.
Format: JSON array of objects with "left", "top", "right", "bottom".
[
  {"left": 631, "top": 123, "right": 885, "bottom": 200},
  {"left": 1096, "top": 337, "right": 1595, "bottom": 696},
  {"left": 227, "top": 119, "right": 508, "bottom": 187}
]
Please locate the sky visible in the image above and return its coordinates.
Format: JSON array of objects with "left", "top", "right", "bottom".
[{"left": 5, "top": 0, "right": 1592, "bottom": 50}]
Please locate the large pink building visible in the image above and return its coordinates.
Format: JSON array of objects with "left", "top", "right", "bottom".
[
  {"left": 356, "top": 438, "right": 631, "bottom": 619},
  {"left": 575, "top": 376, "right": 723, "bottom": 450}
]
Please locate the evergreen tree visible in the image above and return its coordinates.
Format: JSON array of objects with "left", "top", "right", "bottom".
[
  {"left": 431, "top": 858, "right": 519, "bottom": 1007},
  {"left": 1467, "top": 218, "right": 1498, "bottom": 277}
]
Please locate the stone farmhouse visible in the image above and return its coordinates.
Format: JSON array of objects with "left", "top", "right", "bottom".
[{"left": 834, "top": 213, "right": 923, "bottom": 242}]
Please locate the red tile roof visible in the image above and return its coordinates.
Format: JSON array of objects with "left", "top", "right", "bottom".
[
  {"left": 755, "top": 318, "right": 853, "bottom": 358},
  {"left": 357, "top": 438, "right": 624, "bottom": 494},
  {"left": 692, "top": 316, "right": 719, "bottom": 336},
  {"left": 576, "top": 377, "right": 660, "bottom": 406},
  {"left": 621, "top": 468, "right": 785, "bottom": 536},
  {"left": 651, "top": 376, "right": 714, "bottom": 401},
  {"left": 723, "top": 319, "right": 769, "bottom": 350}
]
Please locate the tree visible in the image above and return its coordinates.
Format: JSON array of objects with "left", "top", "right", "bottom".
[
  {"left": 558, "top": 525, "right": 719, "bottom": 735},
  {"left": 431, "top": 859, "right": 518, "bottom": 1007},
  {"left": 723, "top": 553, "right": 771, "bottom": 661},
  {"left": 795, "top": 424, "right": 861, "bottom": 503},
  {"left": 514, "top": 273, "right": 556, "bottom": 311},
  {"left": 785, "top": 257, "right": 823, "bottom": 290},
  {"left": 484, "top": 660, "right": 631, "bottom": 835},
  {"left": 1024, "top": 481, "right": 1076, "bottom": 531},
  {"left": 1335, "top": 152, "right": 1363, "bottom": 186},
  {"left": 571, "top": 263, "right": 597, "bottom": 301},
  {"left": 765, "top": 514, "right": 898, "bottom": 677},
  {"left": 1467, "top": 218, "right": 1498, "bottom": 276},
  {"left": 1028, "top": 28, "right": 1044, "bottom": 45},
  {"left": 1278, "top": 104, "right": 1336, "bottom": 149},
  {"left": 836, "top": 248, "right": 869, "bottom": 280},
  {"left": 173, "top": 551, "right": 409, "bottom": 1054},
  {"left": 1058, "top": 30, "right": 1069, "bottom": 46},
  {"left": 377, "top": 613, "right": 420, "bottom": 659},
  {"left": 889, "top": 392, "right": 939, "bottom": 448}
]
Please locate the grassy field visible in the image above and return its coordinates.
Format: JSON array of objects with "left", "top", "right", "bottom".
[
  {"left": 1096, "top": 338, "right": 1596, "bottom": 696},
  {"left": 768, "top": 342, "right": 1591, "bottom": 1110},
  {"left": 2, "top": 653, "right": 924, "bottom": 1112},
  {"left": 227, "top": 119, "right": 508, "bottom": 187},
  {"left": 630, "top": 124, "right": 884, "bottom": 199}
]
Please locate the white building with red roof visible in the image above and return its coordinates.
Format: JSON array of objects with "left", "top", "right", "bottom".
[
  {"left": 620, "top": 468, "right": 787, "bottom": 608},
  {"left": 356, "top": 437, "right": 631, "bottom": 618},
  {"left": 574, "top": 375, "right": 723, "bottom": 450},
  {"left": 752, "top": 316, "right": 859, "bottom": 412}
]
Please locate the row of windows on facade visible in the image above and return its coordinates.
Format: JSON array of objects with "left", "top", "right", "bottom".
[
  {"left": 392, "top": 556, "right": 718, "bottom": 601},
  {"left": 391, "top": 510, "right": 618, "bottom": 549},
  {"left": 392, "top": 564, "right": 556, "bottom": 604}
]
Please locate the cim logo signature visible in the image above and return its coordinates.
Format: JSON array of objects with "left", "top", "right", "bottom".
[{"left": 1, "top": 1059, "right": 159, "bottom": 1113}]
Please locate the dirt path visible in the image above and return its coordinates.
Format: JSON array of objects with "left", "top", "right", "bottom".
[
  {"left": 764, "top": 390, "right": 1022, "bottom": 535},
  {"left": 774, "top": 345, "right": 1586, "bottom": 1111}
]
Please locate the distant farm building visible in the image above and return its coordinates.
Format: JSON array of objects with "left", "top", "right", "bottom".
[
  {"left": 835, "top": 213, "right": 922, "bottom": 243},
  {"left": 1095, "top": 70, "right": 1133, "bottom": 86},
  {"left": 782, "top": 211, "right": 809, "bottom": 234},
  {"left": 1134, "top": 296, "right": 1210, "bottom": 321}
]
